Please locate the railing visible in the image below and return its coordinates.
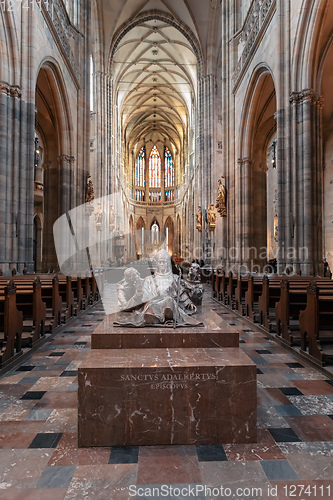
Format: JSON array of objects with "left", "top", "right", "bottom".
[{"left": 233, "top": 0, "right": 275, "bottom": 88}]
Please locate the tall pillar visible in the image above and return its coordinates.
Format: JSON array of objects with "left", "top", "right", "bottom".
[
  {"left": 290, "top": 89, "right": 323, "bottom": 276},
  {"left": 58, "top": 154, "right": 75, "bottom": 216}
]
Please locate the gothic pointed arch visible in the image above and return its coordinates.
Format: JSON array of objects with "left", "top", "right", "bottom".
[{"left": 35, "top": 60, "right": 74, "bottom": 271}]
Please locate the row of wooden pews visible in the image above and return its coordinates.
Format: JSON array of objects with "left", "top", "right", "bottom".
[
  {"left": 0, "top": 272, "right": 101, "bottom": 369},
  {"left": 211, "top": 270, "right": 333, "bottom": 367}
]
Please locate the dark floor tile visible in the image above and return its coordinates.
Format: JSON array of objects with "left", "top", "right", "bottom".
[
  {"left": 29, "top": 432, "right": 63, "bottom": 448},
  {"left": 21, "top": 391, "right": 46, "bottom": 400},
  {"left": 256, "top": 349, "right": 272, "bottom": 354},
  {"left": 18, "top": 376, "right": 40, "bottom": 385},
  {"left": 60, "top": 371, "right": 78, "bottom": 377},
  {"left": 285, "top": 363, "right": 304, "bottom": 368},
  {"left": 108, "top": 446, "right": 139, "bottom": 464},
  {"left": 274, "top": 405, "right": 303, "bottom": 416},
  {"left": 260, "top": 459, "right": 298, "bottom": 480},
  {"left": 268, "top": 427, "right": 302, "bottom": 443},
  {"left": 239, "top": 340, "right": 246, "bottom": 344},
  {"left": 74, "top": 342, "right": 87, "bottom": 346},
  {"left": 257, "top": 368, "right": 264, "bottom": 374},
  {"left": 48, "top": 352, "right": 65, "bottom": 357},
  {"left": 243, "top": 329, "right": 253, "bottom": 332},
  {"left": 325, "top": 379, "right": 333, "bottom": 387},
  {"left": 196, "top": 444, "right": 228, "bottom": 462},
  {"left": 81, "top": 324, "right": 92, "bottom": 327},
  {"left": 16, "top": 365, "right": 35, "bottom": 371},
  {"left": 328, "top": 415, "right": 333, "bottom": 420},
  {"left": 64, "top": 330, "right": 75, "bottom": 333},
  {"left": 229, "top": 323, "right": 236, "bottom": 326},
  {"left": 279, "top": 387, "right": 303, "bottom": 396},
  {"left": 36, "top": 465, "right": 76, "bottom": 488}
]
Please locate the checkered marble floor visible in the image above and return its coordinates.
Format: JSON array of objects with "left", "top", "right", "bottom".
[{"left": 0, "top": 297, "right": 333, "bottom": 500}]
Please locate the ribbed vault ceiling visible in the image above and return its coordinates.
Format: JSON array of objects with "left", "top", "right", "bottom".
[
  {"left": 97, "top": 0, "right": 221, "bottom": 154},
  {"left": 113, "top": 19, "right": 197, "bottom": 151}
]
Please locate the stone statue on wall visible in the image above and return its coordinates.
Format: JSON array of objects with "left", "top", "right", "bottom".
[
  {"left": 216, "top": 176, "right": 227, "bottom": 217},
  {"left": 109, "top": 206, "right": 115, "bottom": 231},
  {"left": 85, "top": 174, "right": 94, "bottom": 202},
  {"left": 114, "top": 249, "right": 203, "bottom": 327},
  {"left": 94, "top": 203, "right": 103, "bottom": 230},
  {"left": 207, "top": 204, "right": 217, "bottom": 231},
  {"left": 184, "top": 262, "right": 204, "bottom": 306},
  {"left": 85, "top": 174, "right": 95, "bottom": 214},
  {"left": 196, "top": 206, "right": 202, "bottom": 232}
]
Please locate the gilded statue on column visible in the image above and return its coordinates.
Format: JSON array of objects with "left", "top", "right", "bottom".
[
  {"left": 216, "top": 176, "right": 227, "bottom": 217},
  {"left": 196, "top": 206, "right": 202, "bottom": 232},
  {"left": 207, "top": 204, "right": 217, "bottom": 231}
]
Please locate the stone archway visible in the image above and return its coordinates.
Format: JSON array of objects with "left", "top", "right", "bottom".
[
  {"left": 35, "top": 61, "right": 73, "bottom": 271},
  {"left": 239, "top": 68, "right": 277, "bottom": 271},
  {"left": 321, "top": 38, "right": 333, "bottom": 265}
]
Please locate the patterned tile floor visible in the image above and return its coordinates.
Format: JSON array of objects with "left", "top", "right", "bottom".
[{"left": 0, "top": 296, "right": 333, "bottom": 499}]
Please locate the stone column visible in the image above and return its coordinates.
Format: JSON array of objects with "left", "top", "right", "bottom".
[
  {"left": 242, "top": 157, "right": 252, "bottom": 270},
  {"left": 58, "top": 154, "right": 75, "bottom": 216},
  {"left": 290, "top": 89, "right": 324, "bottom": 276}
]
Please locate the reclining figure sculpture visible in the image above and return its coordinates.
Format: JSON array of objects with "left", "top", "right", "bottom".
[{"left": 115, "top": 249, "right": 203, "bottom": 327}]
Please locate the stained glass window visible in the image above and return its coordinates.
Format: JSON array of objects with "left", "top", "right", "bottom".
[
  {"left": 135, "top": 190, "right": 145, "bottom": 201},
  {"left": 135, "top": 147, "right": 145, "bottom": 187},
  {"left": 149, "top": 191, "right": 161, "bottom": 203},
  {"left": 149, "top": 145, "right": 161, "bottom": 188},
  {"left": 164, "top": 147, "right": 175, "bottom": 188},
  {"left": 165, "top": 190, "right": 174, "bottom": 202}
]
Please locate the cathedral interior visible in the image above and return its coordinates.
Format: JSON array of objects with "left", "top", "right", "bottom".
[{"left": 1, "top": 0, "right": 333, "bottom": 498}]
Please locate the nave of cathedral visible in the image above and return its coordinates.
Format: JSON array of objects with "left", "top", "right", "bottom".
[{"left": 1, "top": 0, "right": 333, "bottom": 497}]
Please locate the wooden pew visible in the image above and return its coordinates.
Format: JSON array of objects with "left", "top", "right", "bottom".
[
  {"left": 40, "top": 275, "right": 62, "bottom": 331},
  {"left": 72, "top": 276, "right": 84, "bottom": 314},
  {"left": 235, "top": 274, "right": 250, "bottom": 315},
  {"left": 299, "top": 281, "right": 333, "bottom": 366},
  {"left": 15, "top": 277, "right": 47, "bottom": 347},
  {"left": 212, "top": 270, "right": 218, "bottom": 298},
  {"left": 81, "top": 274, "right": 92, "bottom": 307},
  {"left": 11, "top": 274, "right": 62, "bottom": 332},
  {"left": 275, "top": 277, "right": 310, "bottom": 346},
  {"left": 90, "top": 274, "right": 98, "bottom": 302},
  {"left": 0, "top": 281, "right": 23, "bottom": 367},
  {"left": 226, "top": 272, "right": 238, "bottom": 308},
  {"left": 258, "top": 275, "right": 281, "bottom": 332},
  {"left": 218, "top": 270, "right": 227, "bottom": 303},
  {"left": 245, "top": 275, "right": 263, "bottom": 322},
  {"left": 58, "top": 275, "right": 75, "bottom": 322}
]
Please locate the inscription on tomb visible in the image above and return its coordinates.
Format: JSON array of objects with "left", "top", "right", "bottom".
[{"left": 119, "top": 371, "right": 217, "bottom": 389}]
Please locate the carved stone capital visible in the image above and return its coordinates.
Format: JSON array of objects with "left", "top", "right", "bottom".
[
  {"left": 0, "top": 82, "right": 21, "bottom": 98},
  {"left": 10, "top": 86, "right": 22, "bottom": 98},
  {"left": 238, "top": 157, "right": 253, "bottom": 167},
  {"left": 42, "top": 161, "right": 52, "bottom": 170},
  {"left": 57, "top": 155, "right": 75, "bottom": 164},
  {"left": 290, "top": 89, "right": 324, "bottom": 108}
]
